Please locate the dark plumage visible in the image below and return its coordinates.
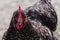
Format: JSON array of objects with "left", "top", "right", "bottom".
[
  {"left": 24, "top": 0, "right": 57, "bottom": 31},
  {"left": 2, "top": 0, "right": 57, "bottom": 40},
  {"left": 2, "top": 10, "right": 54, "bottom": 40}
]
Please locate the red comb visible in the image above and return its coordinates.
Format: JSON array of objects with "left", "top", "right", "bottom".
[
  {"left": 16, "top": 5, "right": 23, "bottom": 30},
  {"left": 18, "top": 5, "right": 22, "bottom": 16}
]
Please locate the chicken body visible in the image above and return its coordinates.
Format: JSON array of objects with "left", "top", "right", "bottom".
[
  {"left": 2, "top": 0, "right": 57, "bottom": 40},
  {"left": 24, "top": 0, "right": 57, "bottom": 31},
  {"left": 2, "top": 10, "right": 54, "bottom": 40}
]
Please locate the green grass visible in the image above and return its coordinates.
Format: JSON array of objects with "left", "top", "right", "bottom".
[{"left": 57, "top": 19, "right": 60, "bottom": 31}]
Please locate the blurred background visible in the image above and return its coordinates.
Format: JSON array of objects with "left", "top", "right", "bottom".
[{"left": 0, "top": 0, "right": 60, "bottom": 40}]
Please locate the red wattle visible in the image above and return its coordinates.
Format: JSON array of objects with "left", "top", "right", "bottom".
[{"left": 16, "top": 23, "right": 23, "bottom": 30}]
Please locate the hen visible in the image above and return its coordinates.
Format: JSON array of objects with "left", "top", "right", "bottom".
[{"left": 2, "top": 0, "right": 57, "bottom": 40}]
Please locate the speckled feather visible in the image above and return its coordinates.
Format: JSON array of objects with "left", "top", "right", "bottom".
[{"left": 2, "top": 0, "right": 57, "bottom": 40}]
